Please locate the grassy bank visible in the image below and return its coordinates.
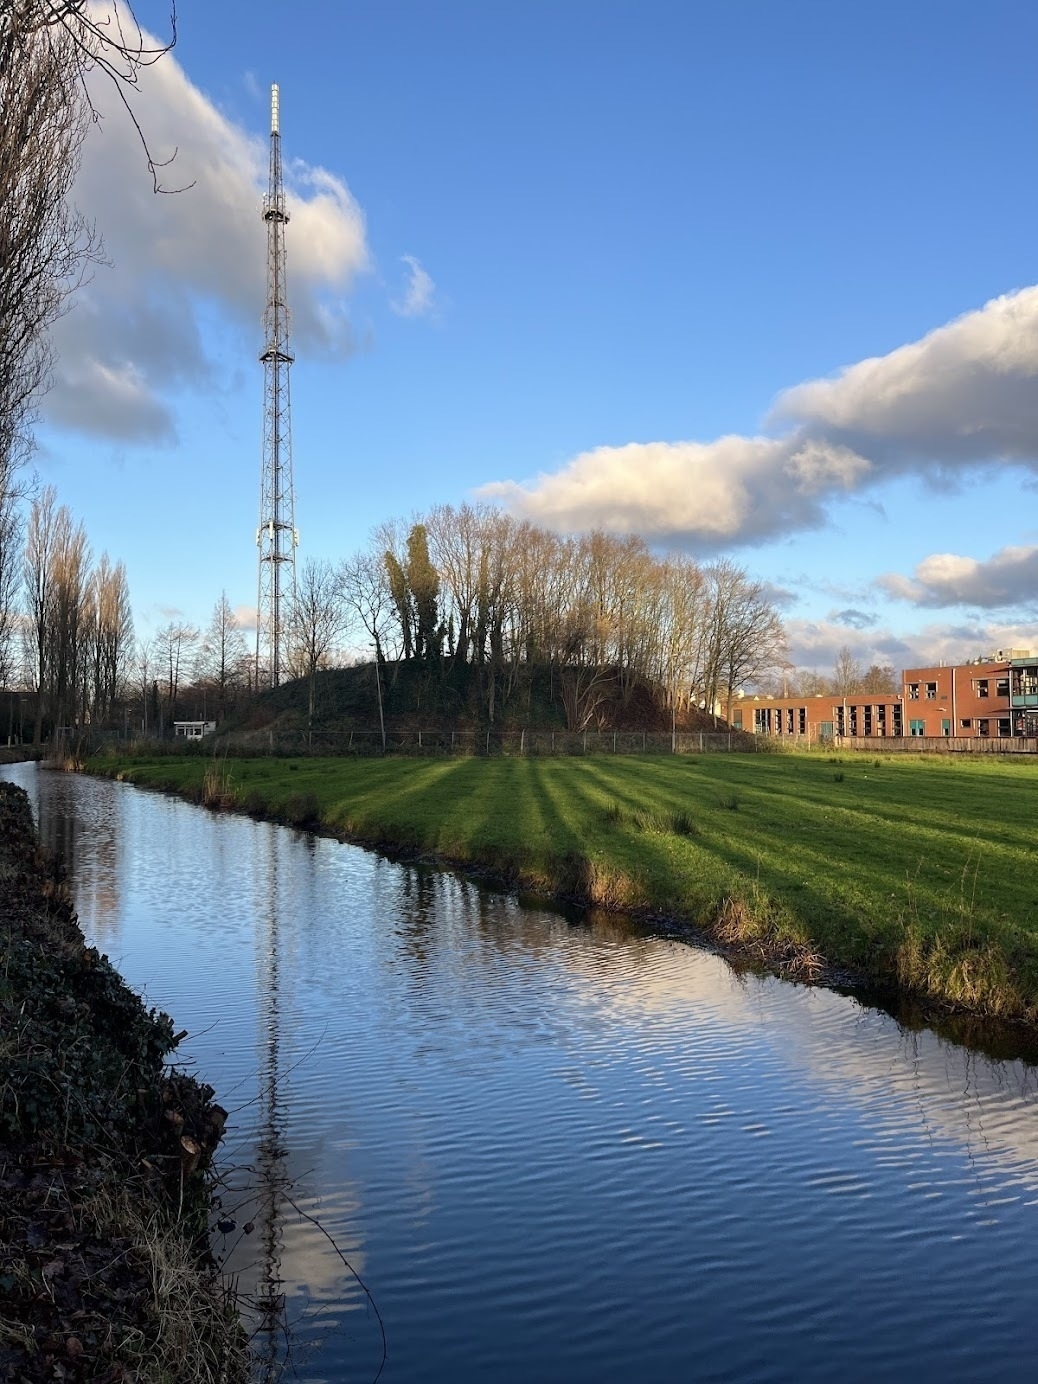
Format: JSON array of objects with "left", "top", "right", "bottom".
[
  {"left": 89, "top": 750, "right": 1038, "bottom": 1024},
  {"left": 0, "top": 782, "right": 246, "bottom": 1384},
  {"left": 0, "top": 746, "right": 43, "bottom": 765}
]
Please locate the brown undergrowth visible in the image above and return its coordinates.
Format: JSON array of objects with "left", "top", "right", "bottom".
[{"left": 0, "top": 782, "right": 247, "bottom": 1384}]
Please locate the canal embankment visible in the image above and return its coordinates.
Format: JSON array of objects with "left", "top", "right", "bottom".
[
  {"left": 86, "top": 750, "right": 1038, "bottom": 1028},
  {"left": 0, "top": 780, "right": 246, "bottom": 1384}
]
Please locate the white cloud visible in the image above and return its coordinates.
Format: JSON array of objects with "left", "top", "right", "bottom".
[
  {"left": 45, "top": 17, "right": 369, "bottom": 442},
  {"left": 482, "top": 435, "right": 870, "bottom": 545},
  {"left": 878, "top": 545, "right": 1038, "bottom": 609},
  {"left": 391, "top": 254, "right": 436, "bottom": 318},
  {"left": 775, "top": 286, "right": 1038, "bottom": 469},
  {"left": 485, "top": 285, "right": 1038, "bottom": 547},
  {"left": 232, "top": 603, "right": 258, "bottom": 633},
  {"left": 784, "top": 616, "right": 1038, "bottom": 674}
]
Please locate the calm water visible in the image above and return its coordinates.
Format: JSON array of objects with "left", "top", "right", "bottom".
[{"left": 5, "top": 762, "right": 1038, "bottom": 1382}]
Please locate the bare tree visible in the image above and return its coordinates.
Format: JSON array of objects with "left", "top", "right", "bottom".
[
  {"left": 131, "top": 635, "right": 155, "bottom": 736},
  {"left": 287, "top": 559, "right": 344, "bottom": 742},
  {"left": 860, "top": 662, "right": 896, "bottom": 694},
  {"left": 710, "top": 563, "right": 787, "bottom": 724},
  {"left": 0, "top": 2, "right": 178, "bottom": 464},
  {"left": 196, "top": 592, "right": 248, "bottom": 718},
  {"left": 88, "top": 554, "right": 133, "bottom": 724},
  {"left": 156, "top": 620, "right": 197, "bottom": 730},
  {"left": 832, "top": 645, "right": 863, "bottom": 696},
  {"left": 47, "top": 505, "right": 91, "bottom": 733},
  {"left": 337, "top": 550, "right": 392, "bottom": 749},
  {"left": 0, "top": 460, "right": 24, "bottom": 689},
  {"left": 0, "top": 6, "right": 178, "bottom": 664},
  {"left": 22, "top": 486, "right": 59, "bottom": 743},
  {"left": 0, "top": 17, "right": 98, "bottom": 476}
]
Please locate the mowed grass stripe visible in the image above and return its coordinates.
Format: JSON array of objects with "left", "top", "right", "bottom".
[{"left": 88, "top": 752, "right": 1038, "bottom": 1022}]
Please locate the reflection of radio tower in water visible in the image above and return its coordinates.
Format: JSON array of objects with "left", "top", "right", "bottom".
[
  {"left": 256, "top": 81, "right": 298, "bottom": 690},
  {"left": 254, "top": 839, "right": 289, "bottom": 1382}
]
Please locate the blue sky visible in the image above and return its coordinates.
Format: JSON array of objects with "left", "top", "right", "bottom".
[{"left": 36, "top": 0, "right": 1038, "bottom": 670}]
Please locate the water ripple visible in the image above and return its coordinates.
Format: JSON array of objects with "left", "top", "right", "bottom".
[{"left": 4, "top": 761, "right": 1038, "bottom": 1383}]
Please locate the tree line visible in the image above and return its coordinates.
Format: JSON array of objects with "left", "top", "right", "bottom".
[
  {"left": 307, "top": 505, "right": 789, "bottom": 731},
  {"left": 0, "top": 492, "right": 797, "bottom": 740},
  {"left": 0, "top": 485, "right": 261, "bottom": 742},
  {"left": 772, "top": 646, "right": 898, "bottom": 700}
]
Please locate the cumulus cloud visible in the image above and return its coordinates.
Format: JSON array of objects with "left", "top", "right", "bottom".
[
  {"left": 485, "top": 285, "right": 1038, "bottom": 546},
  {"left": 482, "top": 435, "right": 871, "bottom": 546},
  {"left": 784, "top": 616, "right": 1038, "bottom": 674},
  {"left": 45, "top": 18, "right": 369, "bottom": 442},
  {"left": 775, "top": 287, "right": 1038, "bottom": 469},
  {"left": 391, "top": 254, "right": 436, "bottom": 318},
  {"left": 877, "top": 545, "right": 1038, "bottom": 609}
]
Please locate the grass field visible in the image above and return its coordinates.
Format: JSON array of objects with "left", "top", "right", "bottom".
[{"left": 88, "top": 750, "right": 1038, "bottom": 1022}]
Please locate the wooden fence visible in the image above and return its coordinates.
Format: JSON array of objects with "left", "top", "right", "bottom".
[{"left": 834, "top": 735, "right": 1038, "bottom": 755}]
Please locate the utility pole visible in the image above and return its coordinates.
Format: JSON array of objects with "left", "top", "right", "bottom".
[{"left": 256, "top": 83, "right": 298, "bottom": 689}]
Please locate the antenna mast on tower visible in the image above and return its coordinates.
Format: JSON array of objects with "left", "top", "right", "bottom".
[{"left": 256, "top": 81, "right": 297, "bottom": 689}]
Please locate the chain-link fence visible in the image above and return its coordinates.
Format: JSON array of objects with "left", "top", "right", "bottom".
[{"left": 76, "top": 726, "right": 758, "bottom": 759}]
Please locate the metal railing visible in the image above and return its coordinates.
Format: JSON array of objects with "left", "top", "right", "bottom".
[{"left": 87, "top": 727, "right": 759, "bottom": 759}]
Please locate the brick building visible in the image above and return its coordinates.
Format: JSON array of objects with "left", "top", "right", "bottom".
[
  {"left": 735, "top": 652, "right": 1034, "bottom": 741},
  {"left": 901, "top": 658, "right": 1013, "bottom": 738},
  {"left": 731, "top": 693, "right": 903, "bottom": 741}
]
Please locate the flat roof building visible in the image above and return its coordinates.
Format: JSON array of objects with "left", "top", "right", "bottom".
[
  {"left": 736, "top": 653, "right": 1034, "bottom": 742},
  {"left": 173, "top": 720, "right": 217, "bottom": 740}
]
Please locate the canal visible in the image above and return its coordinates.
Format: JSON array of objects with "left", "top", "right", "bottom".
[{"left": 4, "top": 761, "right": 1038, "bottom": 1382}]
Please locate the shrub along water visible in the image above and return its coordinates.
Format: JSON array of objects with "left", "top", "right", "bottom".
[
  {"left": 0, "top": 782, "right": 246, "bottom": 1384},
  {"left": 88, "top": 750, "right": 1038, "bottom": 1025}
]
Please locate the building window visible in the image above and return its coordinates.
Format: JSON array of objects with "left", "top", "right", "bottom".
[
  {"left": 907, "top": 682, "right": 920, "bottom": 700},
  {"left": 786, "top": 708, "right": 794, "bottom": 735},
  {"left": 941, "top": 719, "right": 951, "bottom": 736},
  {"left": 976, "top": 679, "right": 989, "bottom": 697},
  {"left": 733, "top": 710, "right": 743, "bottom": 728},
  {"left": 926, "top": 682, "right": 937, "bottom": 699},
  {"left": 998, "top": 718, "right": 1012, "bottom": 737},
  {"left": 960, "top": 718, "right": 972, "bottom": 729},
  {"left": 978, "top": 719, "right": 990, "bottom": 736},
  {"left": 892, "top": 705, "right": 903, "bottom": 735},
  {"left": 996, "top": 678, "right": 1010, "bottom": 698},
  {"left": 910, "top": 719, "right": 925, "bottom": 736},
  {"left": 798, "top": 707, "right": 806, "bottom": 735}
]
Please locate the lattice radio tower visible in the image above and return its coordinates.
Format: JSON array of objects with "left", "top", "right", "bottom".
[{"left": 255, "top": 82, "right": 298, "bottom": 689}]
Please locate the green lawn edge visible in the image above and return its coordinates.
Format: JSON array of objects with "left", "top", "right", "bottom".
[{"left": 83, "top": 751, "right": 1038, "bottom": 1025}]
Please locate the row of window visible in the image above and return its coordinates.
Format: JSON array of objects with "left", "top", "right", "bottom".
[
  {"left": 906, "top": 677, "right": 1010, "bottom": 700},
  {"left": 835, "top": 704, "right": 901, "bottom": 736},
  {"left": 754, "top": 707, "right": 808, "bottom": 734},
  {"left": 907, "top": 718, "right": 1013, "bottom": 737},
  {"left": 750, "top": 706, "right": 1023, "bottom": 737}
]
